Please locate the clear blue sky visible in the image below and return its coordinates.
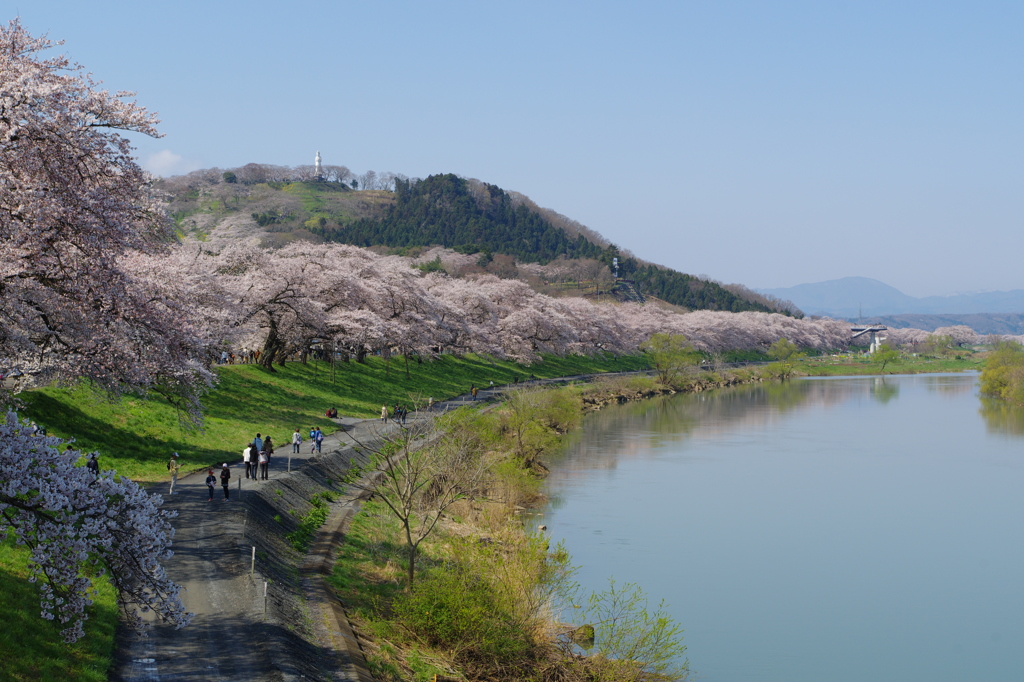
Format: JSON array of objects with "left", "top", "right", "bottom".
[{"left": 15, "top": 1, "right": 1024, "bottom": 297}]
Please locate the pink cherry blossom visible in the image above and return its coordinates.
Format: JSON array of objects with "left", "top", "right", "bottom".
[{"left": 0, "top": 411, "right": 191, "bottom": 642}]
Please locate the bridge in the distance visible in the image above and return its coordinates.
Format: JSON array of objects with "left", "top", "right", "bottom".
[{"left": 851, "top": 325, "right": 888, "bottom": 352}]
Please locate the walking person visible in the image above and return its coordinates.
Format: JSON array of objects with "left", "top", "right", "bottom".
[
  {"left": 263, "top": 436, "right": 274, "bottom": 475},
  {"left": 471, "top": 385, "right": 478, "bottom": 400},
  {"left": 292, "top": 428, "right": 302, "bottom": 454},
  {"left": 220, "top": 463, "right": 231, "bottom": 501},
  {"left": 242, "top": 443, "right": 253, "bottom": 479},
  {"left": 381, "top": 404, "right": 388, "bottom": 423},
  {"left": 86, "top": 453, "right": 99, "bottom": 477},
  {"left": 205, "top": 469, "right": 216, "bottom": 501},
  {"left": 168, "top": 452, "right": 181, "bottom": 495},
  {"left": 258, "top": 449, "right": 269, "bottom": 481},
  {"left": 312, "top": 426, "right": 324, "bottom": 453}
]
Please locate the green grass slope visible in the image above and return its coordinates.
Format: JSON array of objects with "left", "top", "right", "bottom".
[
  {"left": 0, "top": 539, "right": 118, "bottom": 682},
  {"left": 20, "top": 353, "right": 647, "bottom": 482}
]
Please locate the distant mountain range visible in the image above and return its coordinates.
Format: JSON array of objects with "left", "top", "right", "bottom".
[
  {"left": 759, "top": 277, "right": 1024, "bottom": 334},
  {"left": 760, "top": 277, "right": 1024, "bottom": 317}
]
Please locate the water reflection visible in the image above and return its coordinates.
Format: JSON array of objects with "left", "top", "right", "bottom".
[
  {"left": 921, "top": 372, "right": 977, "bottom": 397},
  {"left": 552, "top": 376, "right": 905, "bottom": 473},
  {"left": 979, "top": 397, "right": 1024, "bottom": 436},
  {"left": 869, "top": 377, "right": 899, "bottom": 404},
  {"left": 542, "top": 372, "right": 1024, "bottom": 682}
]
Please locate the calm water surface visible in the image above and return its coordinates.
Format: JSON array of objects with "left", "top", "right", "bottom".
[{"left": 539, "top": 373, "right": 1024, "bottom": 681}]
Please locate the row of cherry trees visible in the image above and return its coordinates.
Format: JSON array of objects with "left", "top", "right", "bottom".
[{"left": 151, "top": 240, "right": 857, "bottom": 370}]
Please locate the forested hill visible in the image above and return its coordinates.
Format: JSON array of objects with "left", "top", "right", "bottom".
[
  {"left": 315, "top": 174, "right": 604, "bottom": 264},
  {"left": 160, "top": 168, "right": 784, "bottom": 314},
  {"left": 312, "top": 174, "right": 777, "bottom": 314}
]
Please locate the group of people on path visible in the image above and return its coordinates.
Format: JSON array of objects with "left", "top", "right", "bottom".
[
  {"left": 380, "top": 403, "right": 409, "bottom": 424},
  {"left": 168, "top": 452, "right": 233, "bottom": 502},
  {"left": 165, "top": 421, "right": 334, "bottom": 503},
  {"left": 206, "top": 463, "right": 232, "bottom": 502},
  {"left": 218, "top": 349, "right": 259, "bottom": 364},
  {"left": 243, "top": 433, "right": 274, "bottom": 482},
  {"left": 300, "top": 426, "right": 325, "bottom": 454}
]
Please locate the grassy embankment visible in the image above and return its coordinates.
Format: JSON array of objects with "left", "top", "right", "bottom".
[
  {"left": 19, "top": 353, "right": 648, "bottom": 482},
  {"left": 794, "top": 350, "right": 984, "bottom": 376},
  {"left": 0, "top": 539, "right": 119, "bottom": 682},
  {"left": 3, "top": 352, "right": 647, "bottom": 681}
]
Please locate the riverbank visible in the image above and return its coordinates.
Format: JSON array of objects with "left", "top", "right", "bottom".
[
  {"left": 328, "top": 351, "right": 991, "bottom": 680},
  {"left": 327, "top": 368, "right": 788, "bottom": 681},
  {"left": 2, "top": 349, "right": 983, "bottom": 680}
]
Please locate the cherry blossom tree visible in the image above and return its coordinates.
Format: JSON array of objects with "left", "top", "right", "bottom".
[
  {"left": 0, "top": 20, "right": 213, "bottom": 417},
  {"left": 0, "top": 412, "right": 190, "bottom": 642},
  {"left": 1, "top": 20, "right": 201, "bottom": 640}
]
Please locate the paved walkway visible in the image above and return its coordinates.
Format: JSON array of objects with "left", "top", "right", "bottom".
[
  {"left": 113, "top": 372, "right": 643, "bottom": 681},
  {"left": 112, "top": 385, "right": 501, "bottom": 681}
]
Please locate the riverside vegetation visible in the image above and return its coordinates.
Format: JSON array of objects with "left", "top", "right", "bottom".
[
  {"left": 2, "top": 336, "right": 986, "bottom": 679},
  {"left": 3, "top": 341, "right": 984, "bottom": 679},
  {"left": 330, "top": 363, "right": 786, "bottom": 682}
]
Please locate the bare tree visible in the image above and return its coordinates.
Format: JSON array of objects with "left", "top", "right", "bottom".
[
  {"left": 323, "top": 164, "right": 352, "bottom": 184},
  {"left": 263, "top": 164, "right": 292, "bottom": 182},
  {"left": 294, "top": 164, "right": 318, "bottom": 182},
  {"left": 235, "top": 163, "right": 270, "bottom": 184},
  {"left": 360, "top": 170, "right": 378, "bottom": 190},
  {"left": 354, "top": 419, "right": 484, "bottom": 587},
  {"left": 376, "top": 171, "right": 396, "bottom": 191}
]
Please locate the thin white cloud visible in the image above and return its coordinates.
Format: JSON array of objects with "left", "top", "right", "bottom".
[{"left": 143, "top": 150, "right": 202, "bottom": 177}]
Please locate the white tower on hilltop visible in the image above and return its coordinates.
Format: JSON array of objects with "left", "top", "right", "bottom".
[{"left": 314, "top": 150, "right": 323, "bottom": 179}]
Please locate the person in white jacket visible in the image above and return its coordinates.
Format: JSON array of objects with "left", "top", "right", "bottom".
[{"left": 291, "top": 428, "right": 303, "bottom": 454}]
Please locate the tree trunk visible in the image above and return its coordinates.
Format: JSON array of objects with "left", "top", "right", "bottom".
[
  {"left": 408, "top": 544, "right": 416, "bottom": 588},
  {"left": 259, "top": 319, "right": 282, "bottom": 371},
  {"left": 405, "top": 523, "right": 417, "bottom": 588}
]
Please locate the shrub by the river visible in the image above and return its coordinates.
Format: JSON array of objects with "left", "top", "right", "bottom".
[
  {"left": 394, "top": 569, "right": 533, "bottom": 665},
  {"left": 980, "top": 340, "right": 1024, "bottom": 404}
]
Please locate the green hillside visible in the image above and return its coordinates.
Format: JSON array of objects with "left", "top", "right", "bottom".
[
  {"left": 316, "top": 174, "right": 604, "bottom": 264},
  {"left": 161, "top": 170, "right": 781, "bottom": 313}
]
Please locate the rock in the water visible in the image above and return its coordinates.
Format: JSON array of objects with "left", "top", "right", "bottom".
[{"left": 571, "top": 623, "right": 596, "bottom": 648}]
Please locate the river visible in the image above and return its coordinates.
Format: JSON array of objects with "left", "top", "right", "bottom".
[{"left": 539, "top": 373, "right": 1024, "bottom": 681}]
